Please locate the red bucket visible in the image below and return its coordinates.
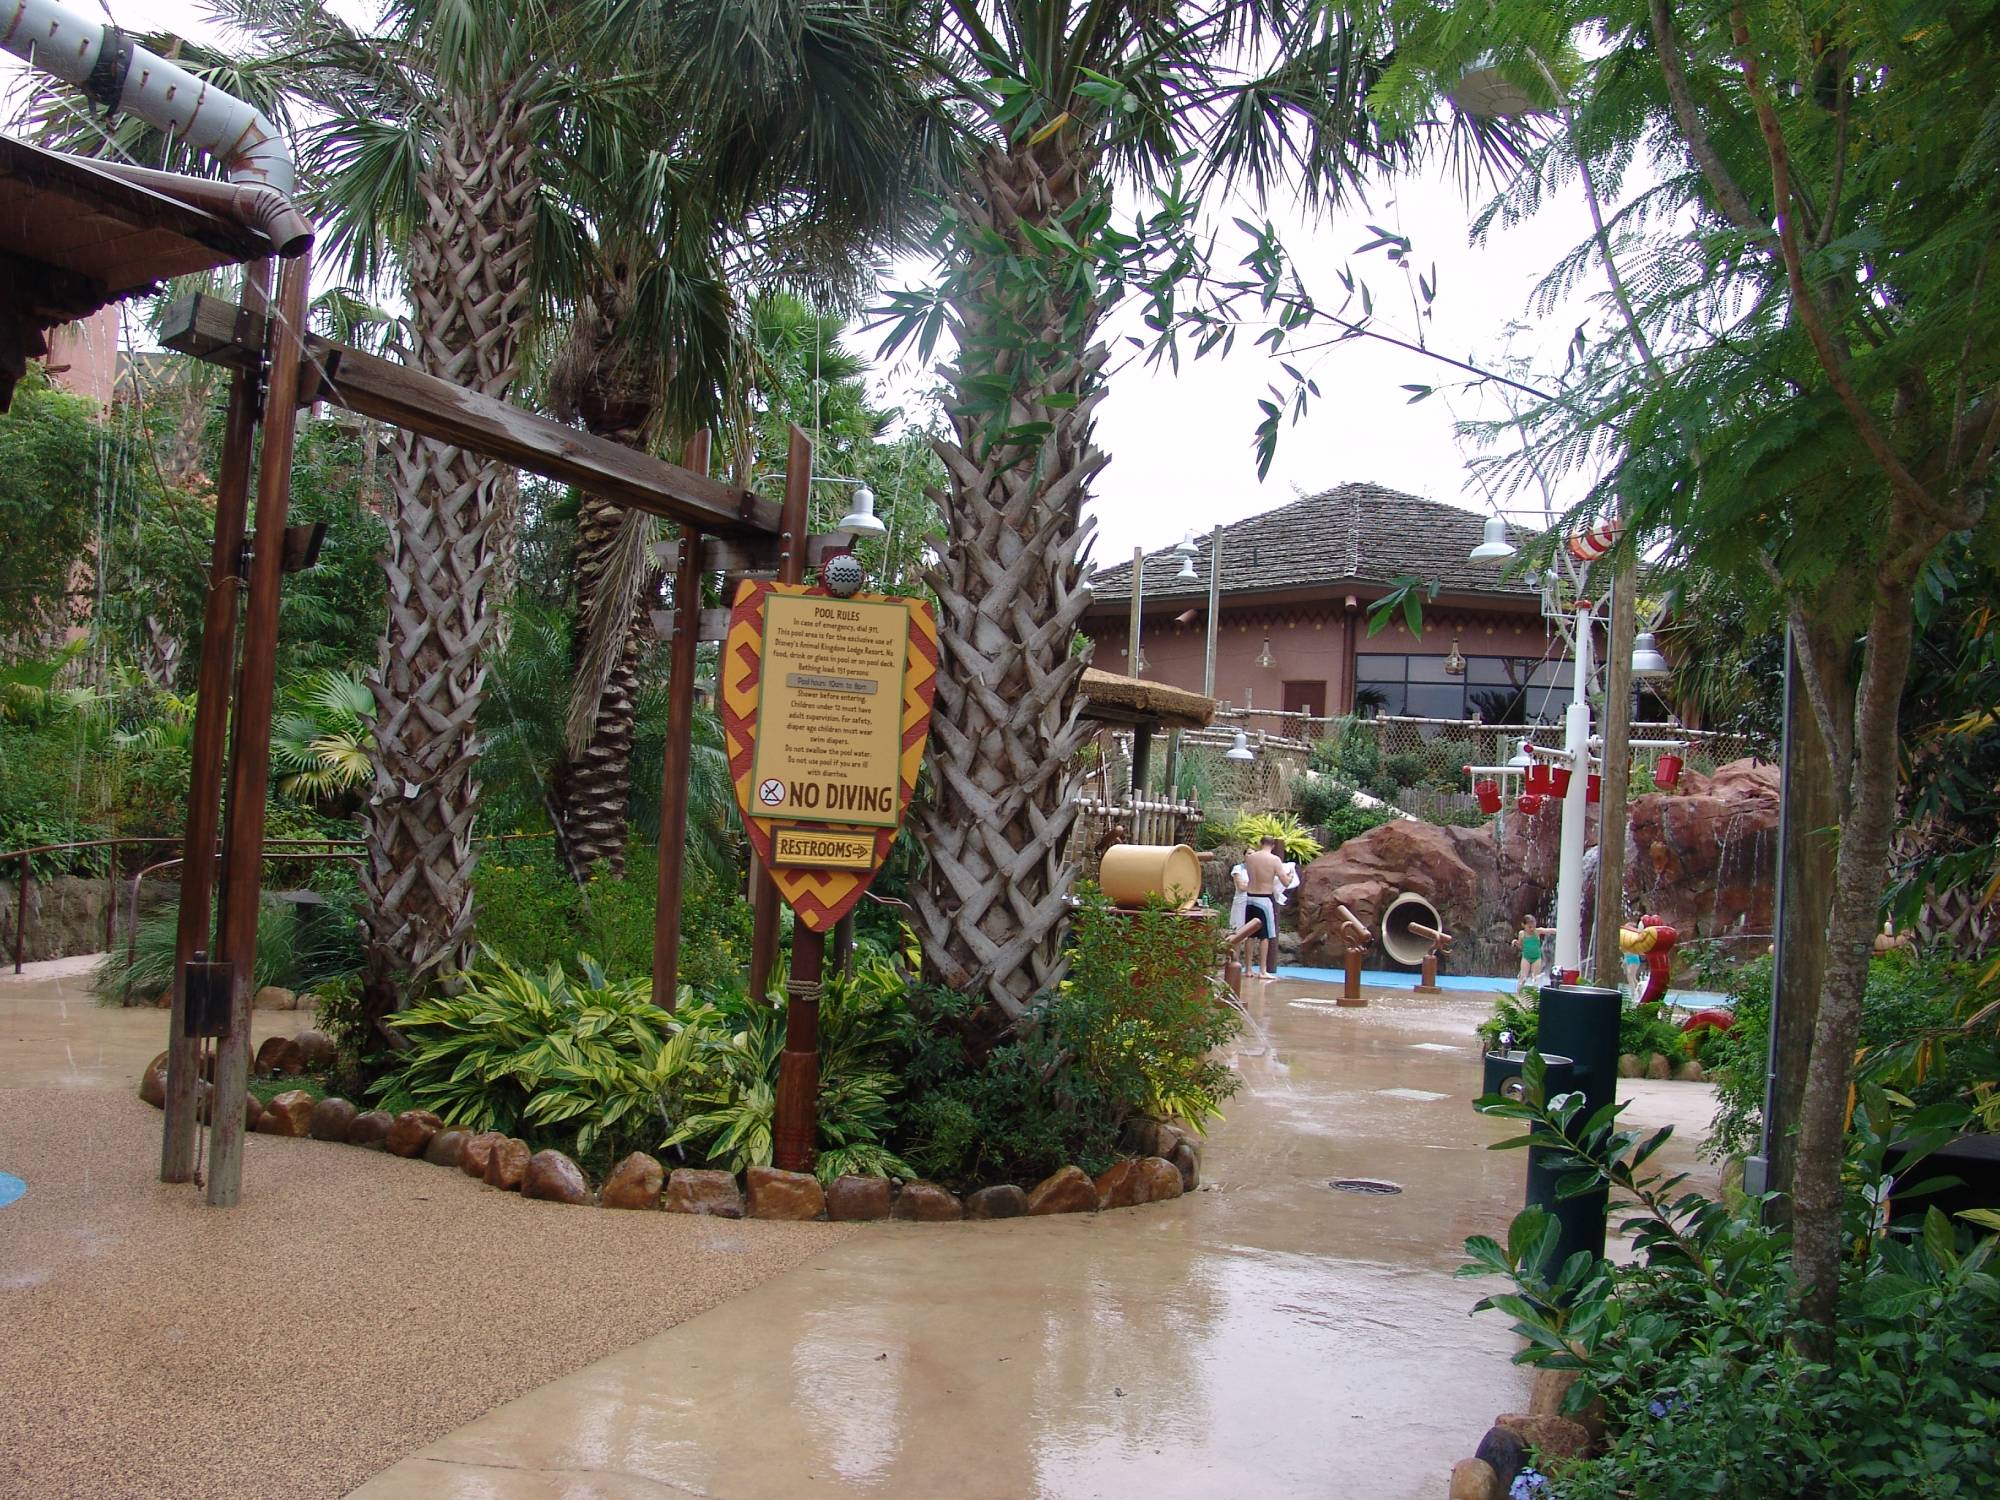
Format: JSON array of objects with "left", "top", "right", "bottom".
[
  {"left": 1549, "top": 767, "right": 1573, "bottom": 797},
  {"left": 1655, "top": 753, "right": 1682, "bottom": 791},
  {"left": 1586, "top": 772, "right": 1602, "bottom": 803},
  {"left": 1517, "top": 792, "right": 1543, "bottom": 816},
  {"left": 1473, "top": 778, "right": 1502, "bottom": 814},
  {"left": 1524, "top": 762, "right": 1552, "bottom": 795}
]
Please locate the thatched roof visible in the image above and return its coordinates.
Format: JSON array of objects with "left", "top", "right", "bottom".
[{"left": 1080, "top": 668, "right": 1215, "bottom": 730}]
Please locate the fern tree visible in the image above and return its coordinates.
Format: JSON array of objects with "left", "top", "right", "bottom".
[{"left": 1374, "top": 0, "right": 2000, "bottom": 1347}]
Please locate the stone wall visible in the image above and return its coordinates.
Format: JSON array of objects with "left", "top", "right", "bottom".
[{"left": 0, "top": 874, "right": 168, "bottom": 964}]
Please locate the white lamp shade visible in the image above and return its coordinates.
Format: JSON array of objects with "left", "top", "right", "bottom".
[
  {"left": 837, "top": 483, "right": 887, "bottom": 536},
  {"left": 1224, "top": 730, "right": 1255, "bottom": 762},
  {"left": 1507, "top": 739, "right": 1533, "bottom": 768},
  {"left": 1175, "top": 553, "right": 1198, "bottom": 581},
  {"left": 1631, "top": 630, "right": 1672, "bottom": 679},
  {"left": 1469, "top": 515, "right": 1517, "bottom": 561}
]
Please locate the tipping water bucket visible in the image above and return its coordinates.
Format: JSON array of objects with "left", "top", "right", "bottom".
[{"left": 1098, "top": 843, "right": 1203, "bottom": 909}]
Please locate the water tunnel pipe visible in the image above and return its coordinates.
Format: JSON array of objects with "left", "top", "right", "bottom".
[{"left": 3, "top": 0, "right": 312, "bottom": 255}]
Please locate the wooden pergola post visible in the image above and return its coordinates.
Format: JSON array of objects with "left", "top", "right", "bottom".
[
  {"left": 205, "top": 253, "right": 309, "bottom": 1207},
  {"left": 161, "top": 258, "right": 267, "bottom": 1184},
  {"left": 652, "top": 431, "right": 710, "bottom": 1010}
]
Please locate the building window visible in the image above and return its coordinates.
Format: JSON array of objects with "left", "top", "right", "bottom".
[{"left": 1355, "top": 654, "right": 1571, "bottom": 723}]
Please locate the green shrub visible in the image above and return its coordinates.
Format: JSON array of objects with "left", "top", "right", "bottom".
[
  {"left": 93, "top": 889, "right": 363, "bottom": 1005},
  {"left": 1226, "top": 810, "right": 1322, "bottom": 862},
  {"left": 1308, "top": 716, "right": 1380, "bottom": 786},
  {"left": 1706, "top": 951, "right": 1982, "bottom": 1159},
  {"left": 1467, "top": 1066, "right": 2000, "bottom": 1497},
  {"left": 1381, "top": 750, "right": 1429, "bottom": 792},
  {"left": 1475, "top": 986, "right": 1689, "bottom": 1063}
]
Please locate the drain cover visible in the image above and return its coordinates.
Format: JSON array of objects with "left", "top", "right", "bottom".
[{"left": 1329, "top": 1178, "right": 1403, "bottom": 1195}]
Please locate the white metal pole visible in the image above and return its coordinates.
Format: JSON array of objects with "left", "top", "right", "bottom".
[
  {"left": 1202, "top": 527, "right": 1221, "bottom": 698},
  {"left": 1553, "top": 601, "right": 1594, "bottom": 978}
]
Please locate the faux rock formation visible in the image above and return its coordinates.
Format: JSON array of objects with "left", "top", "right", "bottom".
[
  {"left": 1494, "top": 1412, "right": 1594, "bottom": 1467},
  {"left": 308, "top": 1097, "right": 358, "bottom": 1142},
  {"left": 744, "top": 1165, "right": 825, "bottom": 1221},
  {"left": 1645, "top": 1053, "right": 1672, "bottom": 1081},
  {"left": 251, "top": 985, "right": 298, "bottom": 1011},
  {"left": 601, "top": 1152, "right": 664, "bottom": 1210},
  {"left": 347, "top": 1109, "right": 394, "bottom": 1150},
  {"left": 386, "top": 1109, "right": 443, "bottom": 1158},
  {"left": 1674, "top": 1060, "right": 1706, "bottom": 1083},
  {"left": 522, "top": 1150, "right": 592, "bottom": 1205},
  {"left": 964, "top": 1184, "right": 1029, "bottom": 1220},
  {"left": 1474, "top": 1425, "right": 1528, "bottom": 1487},
  {"left": 1448, "top": 1458, "right": 1501, "bottom": 1500},
  {"left": 1528, "top": 1368, "right": 1606, "bottom": 1445},
  {"left": 252, "top": 1035, "right": 304, "bottom": 1077},
  {"left": 666, "top": 1168, "right": 746, "bottom": 1218},
  {"left": 826, "top": 1174, "right": 893, "bottom": 1221},
  {"left": 484, "top": 1136, "right": 531, "bottom": 1190},
  {"left": 1026, "top": 1165, "right": 1097, "bottom": 1215},
  {"left": 1169, "top": 1139, "right": 1201, "bottom": 1191},
  {"left": 460, "top": 1131, "right": 505, "bottom": 1179},
  {"left": 256, "top": 1089, "right": 315, "bottom": 1137},
  {"left": 1617, "top": 1053, "right": 1644, "bottom": 1078},
  {"left": 423, "top": 1129, "right": 469, "bottom": 1168},
  {"left": 889, "top": 1181, "right": 963, "bottom": 1222}
]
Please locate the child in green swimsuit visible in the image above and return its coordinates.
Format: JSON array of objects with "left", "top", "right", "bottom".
[{"left": 1515, "top": 915, "right": 1555, "bottom": 987}]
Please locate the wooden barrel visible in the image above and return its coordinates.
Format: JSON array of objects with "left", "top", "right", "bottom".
[{"left": 1098, "top": 843, "right": 1202, "bottom": 909}]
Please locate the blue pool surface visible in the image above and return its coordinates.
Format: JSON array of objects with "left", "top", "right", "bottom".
[{"left": 1271, "top": 967, "right": 1732, "bottom": 1011}]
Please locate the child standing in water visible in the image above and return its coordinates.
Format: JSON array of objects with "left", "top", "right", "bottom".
[{"left": 1514, "top": 915, "right": 1555, "bottom": 988}]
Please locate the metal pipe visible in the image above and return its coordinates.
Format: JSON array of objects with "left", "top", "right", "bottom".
[
  {"left": 52, "top": 153, "right": 312, "bottom": 257},
  {"left": 1552, "top": 602, "right": 1594, "bottom": 978},
  {"left": 3, "top": 0, "right": 310, "bottom": 252}
]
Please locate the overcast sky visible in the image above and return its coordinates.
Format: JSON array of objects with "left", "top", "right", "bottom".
[{"left": 8, "top": 0, "right": 1612, "bottom": 566}]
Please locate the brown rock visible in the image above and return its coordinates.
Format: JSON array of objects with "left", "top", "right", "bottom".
[
  {"left": 1617, "top": 1052, "right": 1644, "bottom": 1078},
  {"left": 890, "top": 1181, "right": 963, "bottom": 1222},
  {"left": 256, "top": 1089, "right": 315, "bottom": 1137},
  {"left": 1169, "top": 1139, "right": 1201, "bottom": 1191},
  {"left": 244, "top": 1092, "right": 264, "bottom": 1131},
  {"left": 1295, "top": 820, "right": 1479, "bottom": 967},
  {"left": 1645, "top": 1053, "right": 1672, "bottom": 1081},
  {"left": 253, "top": 1035, "right": 305, "bottom": 1077},
  {"left": 1674, "top": 1059, "right": 1705, "bottom": 1083},
  {"left": 522, "top": 1149, "right": 592, "bottom": 1205},
  {"left": 460, "top": 1131, "right": 505, "bottom": 1179},
  {"left": 293, "top": 1029, "right": 337, "bottom": 1068},
  {"left": 1475, "top": 1425, "right": 1529, "bottom": 1487},
  {"left": 1095, "top": 1158, "right": 1149, "bottom": 1210},
  {"left": 825, "top": 1174, "right": 893, "bottom": 1221},
  {"left": 1027, "top": 1165, "right": 1098, "bottom": 1215},
  {"left": 1494, "top": 1411, "right": 1594, "bottom": 1467},
  {"left": 665, "top": 1168, "right": 745, "bottom": 1218},
  {"left": 1528, "top": 1368, "right": 1607, "bottom": 1444},
  {"left": 963, "top": 1184, "right": 1028, "bottom": 1219},
  {"left": 744, "top": 1164, "right": 825, "bottom": 1220},
  {"left": 387, "top": 1109, "right": 443, "bottom": 1158},
  {"left": 251, "top": 985, "right": 298, "bottom": 1011},
  {"left": 600, "top": 1152, "right": 665, "bottom": 1210},
  {"left": 423, "top": 1129, "right": 470, "bottom": 1168},
  {"left": 308, "top": 1096, "right": 358, "bottom": 1142},
  {"left": 1137, "top": 1156, "right": 1185, "bottom": 1202},
  {"left": 484, "top": 1136, "right": 530, "bottom": 1190},
  {"left": 348, "top": 1109, "right": 394, "bottom": 1150},
  {"left": 1449, "top": 1457, "right": 1501, "bottom": 1500},
  {"left": 139, "top": 1051, "right": 168, "bottom": 1108}
]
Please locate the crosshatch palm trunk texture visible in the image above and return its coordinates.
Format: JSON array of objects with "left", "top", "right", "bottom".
[
  {"left": 361, "top": 85, "right": 534, "bottom": 993},
  {"left": 914, "top": 139, "right": 1108, "bottom": 1021}
]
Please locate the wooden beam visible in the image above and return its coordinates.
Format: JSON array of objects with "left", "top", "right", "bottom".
[
  {"left": 653, "top": 431, "right": 711, "bottom": 1010},
  {"left": 645, "top": 606, "right": 733, "bottom": 644},
  {"left": 158, "top": 294, "right": 781, "bottom": 538}
]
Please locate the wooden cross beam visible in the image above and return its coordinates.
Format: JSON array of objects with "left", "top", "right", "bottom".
[{"left": 158, "top": 293, "right": 782, "bottom": 538}]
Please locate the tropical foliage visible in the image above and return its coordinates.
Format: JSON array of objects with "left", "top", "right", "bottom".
[{"left": 1226, "top": 811, "right": 1323, "bottom": 863}]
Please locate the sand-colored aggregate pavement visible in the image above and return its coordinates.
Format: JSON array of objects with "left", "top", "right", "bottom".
[{"left": 0, "top": 963, "right": 854, "bottom": 1500}]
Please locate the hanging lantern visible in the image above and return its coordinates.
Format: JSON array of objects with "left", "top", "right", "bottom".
[
  {"left": 1549, "top": 766, "right": 1572, "bottom": 798},
  {"left": 1586, "top": 772, "right": 1603, "bottom": 804},
  {"left": 1517, "top": 792, "right": 1543, "bottom": 816},
  {"left": 1473, "top": 778, "right": 1502, "bottom": 814},
  {"left": 1655, "top": 753, "right": 1683, "bottom": 791},
  {"left": 1443, "top": 635, "right": 1466, "bottom": 676}
]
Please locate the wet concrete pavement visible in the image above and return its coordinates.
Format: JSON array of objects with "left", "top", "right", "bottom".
[
  {"left": 353, "top": 977, "right": 1720, "bottom": 1500},
  {"left": 0, "top": 954, "right": 300, "bottom": 1090}
]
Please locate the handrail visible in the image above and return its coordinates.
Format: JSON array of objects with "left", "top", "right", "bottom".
[{"left": 7, "top": 831, "right": 558, "bottom": 973}]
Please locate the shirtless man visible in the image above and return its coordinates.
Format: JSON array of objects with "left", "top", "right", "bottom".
[{"left": 1242, "top": 836, "right": 1288, "bottom": 977}]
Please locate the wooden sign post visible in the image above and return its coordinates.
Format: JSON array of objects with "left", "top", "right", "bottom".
[{"left": 723, "top": 577, "right": 937, "bottom": 1171}]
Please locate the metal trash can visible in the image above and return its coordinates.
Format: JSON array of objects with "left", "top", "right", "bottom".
[{"left": 1531, "top": 983, "right": 1623, "bottom": 1269}]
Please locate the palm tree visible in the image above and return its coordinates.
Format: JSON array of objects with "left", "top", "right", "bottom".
[
  {"left": 543, "top": 1, "right": 951, "bottom": 877},
  {"left": 871, "top": 2, "right": 1514, "bottom": 1018}
]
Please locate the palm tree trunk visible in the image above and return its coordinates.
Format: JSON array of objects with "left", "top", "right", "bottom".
[
  {"left": 913, "top": 139, "right": 1108, "bottom": 1021},
  {"left": 360, "top": 83, "right": 535, "bottom": 1009}
]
